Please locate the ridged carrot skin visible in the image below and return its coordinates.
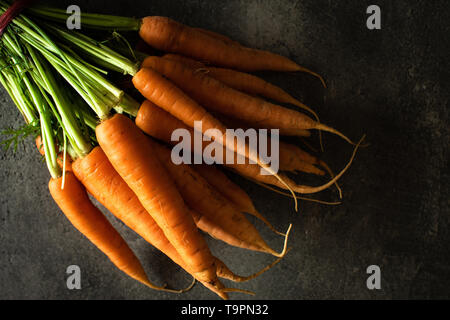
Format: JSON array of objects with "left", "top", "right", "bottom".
[
  {"left": 162, "top": 53, "right": 320, "bottom": 123},
  {"left": 135, "top": 101, "right": 325, "bottom": 187},
  {"left": 208, "top": 111, "right": 312, "bottom": 139},
  {"left": 95, "top": 113, "right": 227, "bottom": 299},
  {"left": 139, "top": 16, "right": 325, "bottom": 85},
  {"left": 72, "top": 146, "right": 249, "bottom": 294},
  {"left": 132, "top": 67, "right": 288, "bottom": 195},
  {"left": 193, "top": 164, "right": 258, "bottom": 215},
  {"left": 72, "top": 147, "right": 187, "bottom": 269},
  {"left": 48, "top": 172, "right": 155, "bottom": 289},
  {"left": 148, "top": 138, "right": 282, "bottom": 256},
  {"left": 134, "top": 100, "right": 294, "bottom": 189},
  {"left": 141, "top": 56, "right": 321, "bottom": 133}
]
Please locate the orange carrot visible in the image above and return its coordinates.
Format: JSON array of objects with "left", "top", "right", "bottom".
[
  {"left": 72, "top": 146, "right": 282, "bottom": 285},
  {"left": 192, "top": 164, "right": 257, "bottom": 213},
  {"left": 135, "top": 100, "right": 348, "bottom": 197},
  {"left": 148, "top": 137, "right": 290, "bottom": 256},
  {"left": 193, "top": 164, "right": 285, "bottom": 236},
  {"left": 96, "top": 113, "right": 228, "bottom": 299},
  {"left": 211, "top": 111, "right": 311, "bottom": 138},
  {"left": 72, "top": 147, "right": 190, "bottom": 272},
  {"left": 193, "top": 28, "right": 241, "bottom": 47},
  {"left": 134, "top": 101, "right": 283, "bottom": 232},
  {"left": 140, "top": 56, "right": 353, "bottom": 145},
  {"left": 208, "top": 111, "right": 312, "bottom": 141},
  {"left": 48, "top": 171, "right": 181, "bottom": 292},
  {"left": 162, "top": 53, "right": 321, "bottom": 125},
  {"left": 132, "top": 67, "right": 299, "bottom": 210},
  {"left": 162, "top": 53, "right": 205, "bottom": 68},
  {"left": 139, "top": 16, "right": 326, "bottom": 86}
]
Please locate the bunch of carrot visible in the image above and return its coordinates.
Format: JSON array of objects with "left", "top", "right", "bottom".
[{"left": 0, "top": 1, "right": 364, "bottom": 299}]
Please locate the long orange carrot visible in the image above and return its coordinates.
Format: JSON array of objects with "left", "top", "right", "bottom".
[
  {"left": 162, "top": 53, "right": 321, "bottom": 124},
  {"left": 134, "top": 102, "right": 280, "bottom": 232},
  {"left": 140, "top": 56, "right": 353, "bottom": 145},
  {"left": 139, "top": 16, "right": 326, "bottom": 86},
  {"left": 148, "top": 137, "right": 290, "bottom": 256},
  {"left": 135, "top": 100, "right": 350, "bottom": 197},
  {"left": 96, "top": 113, "right": 228, "bottom": 299},
  {"left": 210, "top": 111, "right": 312, "bottom": 138},
  {"left": 72, "top": 147, "right": 190, "bottom": 271},
  {"left": 49, "top": 171, "right": 182, "bottom": 293},
  {"left": 192, "top": 164, "right": 284, "bottom": 235},
  {"left": 72, "top": 146, "right": 270, "bottom": 288},
  {"left": 132, "top": 67, "right": 300, "bottom": 210}
]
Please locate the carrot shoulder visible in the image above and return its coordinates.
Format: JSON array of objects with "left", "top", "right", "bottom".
[{"left": 95, "top": 113, "right": 227, "bottom": 299}]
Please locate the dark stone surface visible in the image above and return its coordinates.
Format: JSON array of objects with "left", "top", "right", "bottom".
[{"left": 0, "top": 0, "right": 448, "bottom": 300}]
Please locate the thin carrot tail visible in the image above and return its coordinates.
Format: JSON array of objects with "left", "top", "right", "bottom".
[
  {"left": 245, "top": 208, "right": 286, "bottom": 237},
  {"left": 293, "top": 66, "right": 327, "bottom": 89},
  {"left": 259, "top": 164, "right": 299, "bottom": 212},
  {"left": 201, "top": 281, "right": 229, "bottom": 300},
  {"left": 291, "top": 135, "right": 365, "bottom": 195},
  {"left": 251, "top": 179, "right": 342, "bottom": 206},
  {"left": 148, "top": 276, "right": 197, "bottom": 294},
  {"left": 319, "top": 160, "right": 343, "bottom": 199},
  {"left": 216, "top": 250, "right": 290, "bottom": 283},
  {"left": 291, "top": 162, "right": 325, "bottom": 176},
  {"left": 271, "top": 224, "right": 292, "bottom": 258},
  {"left": 300, "top": 137, "right": 319, "bottom": 154},
  {"left": 222, "top": 287, "right": 255, "bottom": 296},
  {"left": 291, "top": 100, "right": 324, "bottom": 152},
  {"left": 315, "top": 124, "right": 369, "bottom": 148}
]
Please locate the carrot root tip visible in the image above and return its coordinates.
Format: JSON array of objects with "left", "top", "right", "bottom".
[
  {"left": 222, "top": 287, "right": 256, "bottom": 296},
  {"left": 274, "top": 224, "right": 293, "bottom": 258}
]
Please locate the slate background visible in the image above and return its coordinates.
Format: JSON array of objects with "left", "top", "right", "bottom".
[{"left": 0, "top": 0, "right": 448, "bottom": 300}]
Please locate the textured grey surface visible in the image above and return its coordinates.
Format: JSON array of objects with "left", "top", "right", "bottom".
[{"left": 0, "top": 0, "right": 448, "bottom": 300}]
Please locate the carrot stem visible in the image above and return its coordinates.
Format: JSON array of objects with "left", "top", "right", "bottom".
[{"left": 27, "top": 4, "right": 142, "bottom": 31}]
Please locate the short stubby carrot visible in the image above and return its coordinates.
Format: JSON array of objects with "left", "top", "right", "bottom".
[
  {"left": 139, "top": 16, "right": 326, "bottom": 86},
  {"left": 140, "top": 56, "right": 353, "bottom": 145},
  {"left": 48, "top": 171, "right": 167, "bottom": 291},
  {"left": 96, "top": 113, "right": 227, "bottom": 298}
]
